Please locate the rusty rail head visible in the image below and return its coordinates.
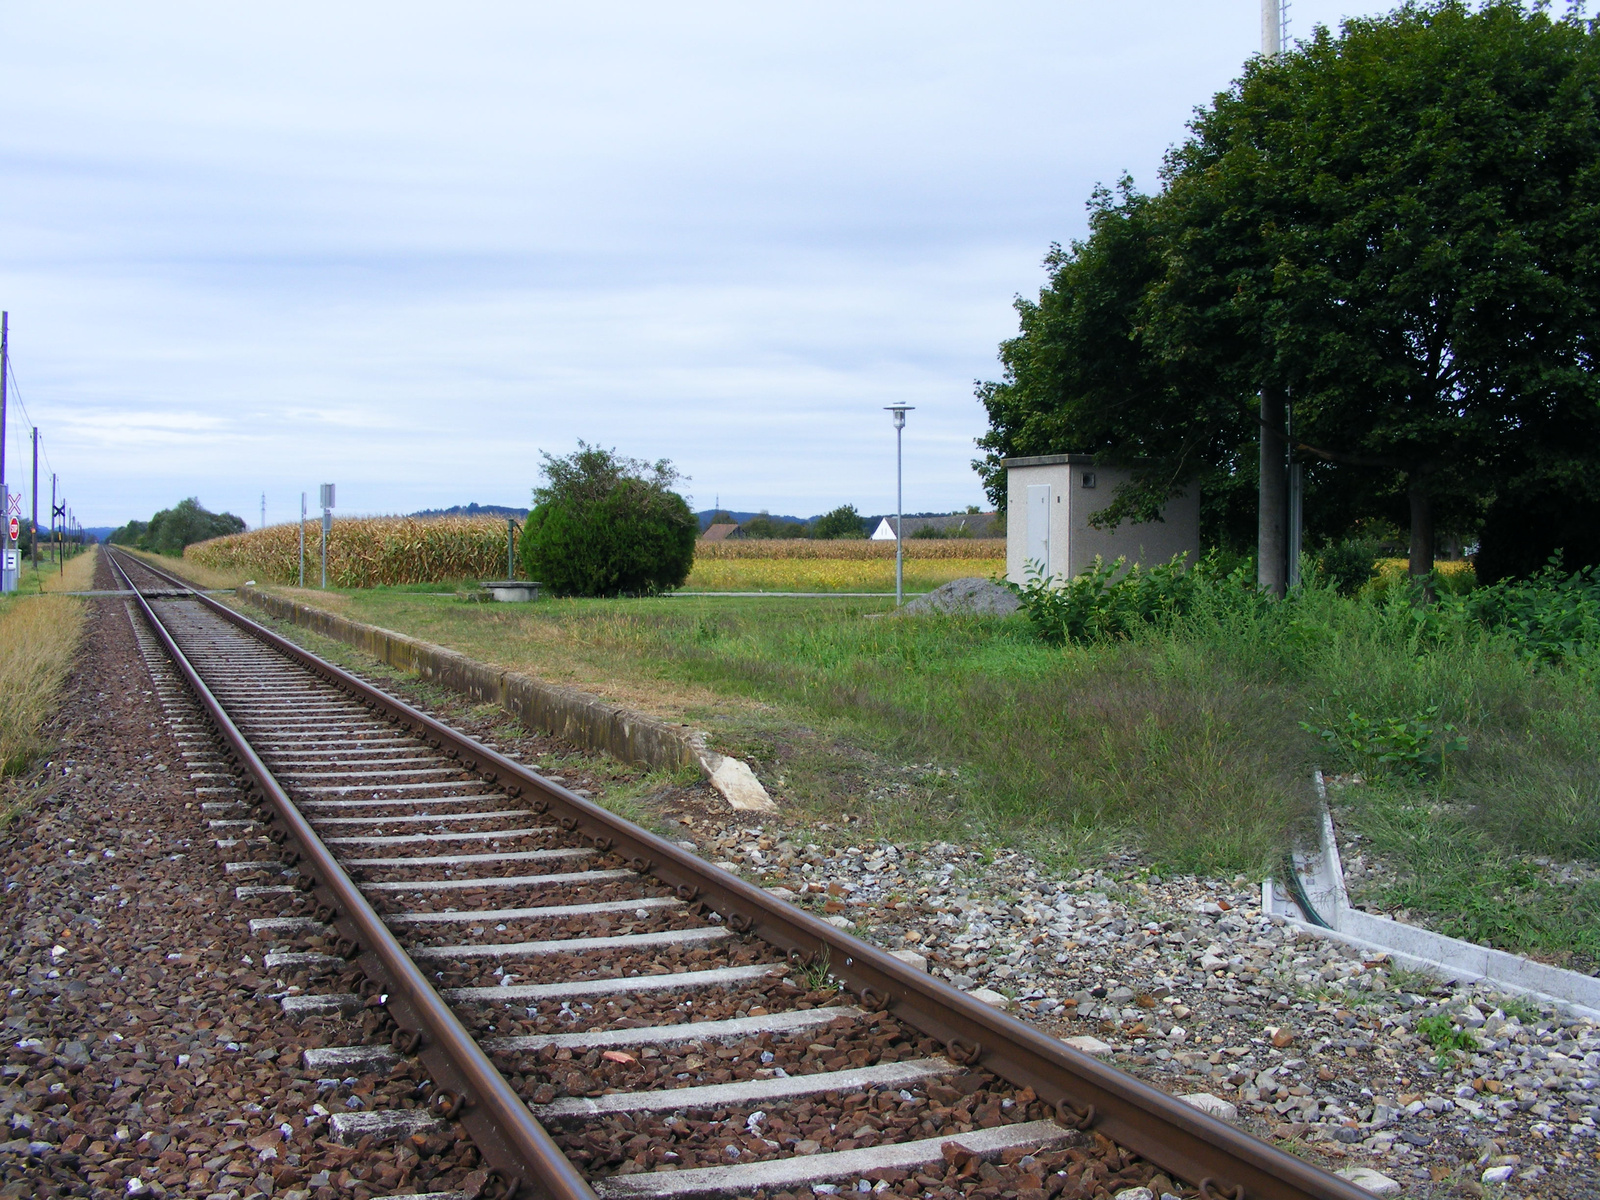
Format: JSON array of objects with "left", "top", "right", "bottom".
[
  {"left": 116, "top": 550, "right": 1373, "bottom": 1200},
  {"left": 108, "top": 551, "right": 595, "bottom": 1200}
]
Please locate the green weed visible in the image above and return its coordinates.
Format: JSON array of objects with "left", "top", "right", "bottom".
[{"left": 1415, "top": 1014, "right": 1479, "bottom": 1068}]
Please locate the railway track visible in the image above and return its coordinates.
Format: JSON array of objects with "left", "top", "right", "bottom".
[{"left": 104, "top": 548, "right": 1371, "bottom": 1200}]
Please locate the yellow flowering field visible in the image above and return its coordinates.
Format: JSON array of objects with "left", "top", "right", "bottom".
[
  {"left": 696, "top": 538, "right": 1003, "bottom": 560},
  {"left": 684, "top": 557, "right": 1001, "bottom": 592}
]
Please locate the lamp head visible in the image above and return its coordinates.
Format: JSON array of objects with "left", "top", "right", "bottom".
[{"left": 884, "top": 404, "right": 914, "bottom": 430}]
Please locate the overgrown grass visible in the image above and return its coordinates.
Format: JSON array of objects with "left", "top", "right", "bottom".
[{"left": 0, "top": 549, "right": 94, "bottom": 801}]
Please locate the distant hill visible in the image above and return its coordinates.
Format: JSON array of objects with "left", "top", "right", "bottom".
[
  {"left": 695, "top": 509, "right": 811, "bottom": 531},
  {"left": 410, "top": 503, "right": 530, "bottom": 519},
  {"left": 84, "top": 526, "right": 116, "bottom": 544}
]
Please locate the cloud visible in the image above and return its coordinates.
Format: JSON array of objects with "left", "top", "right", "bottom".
[{"left": 0, "top": 0, "right": 1393, "bottom": 526}]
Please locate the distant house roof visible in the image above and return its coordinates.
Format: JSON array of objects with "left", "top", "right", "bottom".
[
  {"left": 701, "top": 523, "right": 741, "bottom": 542},
  {"left": 870, "top": 513, "right": 1001, "bottom": 539}
]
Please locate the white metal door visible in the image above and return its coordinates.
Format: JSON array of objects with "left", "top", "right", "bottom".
[{"left": 1026, "top": 484, "right": 1050, "bottom": 579}]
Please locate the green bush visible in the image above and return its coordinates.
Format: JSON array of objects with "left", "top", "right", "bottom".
[
  {"left": 519, "top": 443, "right": 696, "bottom": 596},
  {"left": 1013, "top": 552, "right": 1259, "bottom": 644},
  {"left": 1314, "top": 538, "right": 1382, "bottom": 596}
]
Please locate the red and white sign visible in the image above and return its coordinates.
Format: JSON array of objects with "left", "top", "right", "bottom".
[{"left": 6, "top": 517, "right": 17, "bottom": 542}]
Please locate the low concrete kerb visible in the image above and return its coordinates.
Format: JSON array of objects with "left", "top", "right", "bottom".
[
  {"left": 235, "top": 586, "right": 776, "bottom": 814},
  {"left": 1264, "top": 770, "right": 1600, "bottom": 1021}
]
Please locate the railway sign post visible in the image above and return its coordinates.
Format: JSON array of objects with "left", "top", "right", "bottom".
[
  {"left": 1, "top": 494, "right": 18, "bottom": 593},
  {"left": 319, "top": 483, "right": 335, "bottom": 589}
]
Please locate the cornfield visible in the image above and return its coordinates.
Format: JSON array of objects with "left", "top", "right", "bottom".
[
  {"left": 695, "top": 538, "right": 1004, "bottom": 560},
  {"left": 186, "top": 516, "right": 514, "bottom": 588},
  {"left": 186, "top": 520, "right": 1007, "bottom": 589}
]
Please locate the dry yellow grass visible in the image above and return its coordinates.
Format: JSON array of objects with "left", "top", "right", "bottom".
[
  {"left": 187, "top": 516, "right": 512, "bottom": 587},
  {"left": 122, "top": 545, "right": 247, "bottom": 590},
  {"left": 695, "top": 538, "right": 1004, "bottom": 560},
  {"left": 0, "top": 593, "right": 86, "bottom": 780}
]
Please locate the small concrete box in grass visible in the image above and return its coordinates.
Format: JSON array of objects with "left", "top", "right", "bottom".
[
  {"left": 1003, "top": 455, "right": 1199, "bottom": 586},
  {"left": 482, "top": 580, "right": 542, "bottom": 602}
]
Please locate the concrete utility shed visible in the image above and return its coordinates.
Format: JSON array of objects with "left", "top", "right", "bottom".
[{"left": 1003, "top": 454, "right": 1200, "bottom": 585}]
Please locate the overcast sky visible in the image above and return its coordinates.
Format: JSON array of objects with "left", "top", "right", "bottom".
[{"left": 0, "top": 1, "right": 1401, "bottom": 529}]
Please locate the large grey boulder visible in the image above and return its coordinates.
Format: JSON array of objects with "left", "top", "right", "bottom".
[{"left": 897, "top": 576, "right": 1020, "bottom": 617}]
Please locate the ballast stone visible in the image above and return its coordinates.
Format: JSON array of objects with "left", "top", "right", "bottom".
[{"left": 1336, "top": 1167, "right": 1401, "bottom": 1195}]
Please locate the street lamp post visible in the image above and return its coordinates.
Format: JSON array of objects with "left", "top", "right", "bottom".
[{"left": 884, "top": 405, "right": 914, "bottom": 606}]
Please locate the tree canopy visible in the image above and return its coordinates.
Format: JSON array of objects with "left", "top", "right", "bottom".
[
  {"left": 811, "top": 504, "right": 866, "bottom": 539},
  {"left": 978, "top": 1, "right": 1600, "bottom": 577},
  {"left": 108, "top": 498, "right": 246, "bottom": 556}
]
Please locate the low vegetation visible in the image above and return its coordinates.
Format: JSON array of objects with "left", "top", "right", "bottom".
[{"left": 0, "top": 548, "right": 96, "bottom": 808}]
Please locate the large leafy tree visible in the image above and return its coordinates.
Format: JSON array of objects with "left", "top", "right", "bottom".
[{"left": 981, "top": 1, "right": 1600, "bottom": 579}]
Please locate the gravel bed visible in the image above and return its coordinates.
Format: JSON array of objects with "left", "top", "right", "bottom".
[
  {"left": 430, "top": 935, "right": 784, "bottom": 991},
  {"left": 363, "top": 878, "right": 671, "bottom": 916},
  {"left": 467, "top": 981, "right": 844, "bottom": 1039},
  {"left": 555, "top": 1069, "right": 1068, "bottom": 1177},
  {"left": 394, "top": 906, "right": 707, "bottom": 949},
  {"left": 0, "top": 593, "right": 488, "bottom": 1199},
  {"left": 670, "top": 817, "right": 1600, "bottom": 1199}
]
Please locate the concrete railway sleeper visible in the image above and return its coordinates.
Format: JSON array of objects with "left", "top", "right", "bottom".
[{"left": 103, "top": 549, "right": 1368, "bottom": 1200}]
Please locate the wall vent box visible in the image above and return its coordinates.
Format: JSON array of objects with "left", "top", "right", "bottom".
[{"left": 1003, "top": 455, "right": 1198, "bottom": 587}]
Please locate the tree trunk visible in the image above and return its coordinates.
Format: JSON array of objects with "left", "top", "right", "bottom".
[
  {"left": 1258, "top": 386, "right": 1288, "bottom": 598},
  {"left": 1408, "top": 477, "right": 1435, "bottom": 602}
]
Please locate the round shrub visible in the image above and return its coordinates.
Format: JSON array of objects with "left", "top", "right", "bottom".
[{"left": 519, "top": 444, "right": 697, "bottom": 596}]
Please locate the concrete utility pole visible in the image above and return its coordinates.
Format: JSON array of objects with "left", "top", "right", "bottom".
[
  {"left": 31, "top": 428, "right": 38, "bottom": 570},
  {"left": 299, "top": 492, "right": 306, "bottom": 588},
  {"left": 1256, "top": 0, "right": 1291, "bottom": 597},
  {"left": 0, "top": 312, "right": 14, "bottom": 594}
]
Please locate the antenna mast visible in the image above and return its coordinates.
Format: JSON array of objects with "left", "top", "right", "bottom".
[{"left": 1262, "top": 0, "right": 1289, "bottom": 56}]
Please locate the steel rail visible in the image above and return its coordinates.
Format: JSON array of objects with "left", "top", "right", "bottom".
[
  {"left": 111, "top": 549, "right": 1370, "bottom": 1200},
  {"left": 108, "top": 551, "right": 596, "bottom": 1200}
]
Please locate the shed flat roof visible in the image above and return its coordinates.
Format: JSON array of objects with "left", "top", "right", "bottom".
[{"left": 1001, "top": 454, "right": 1099, "bottom": 468}]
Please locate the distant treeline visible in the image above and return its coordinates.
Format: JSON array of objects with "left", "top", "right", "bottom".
[{"left": 109, "top": 498, "right": 246, "bottom": 556}]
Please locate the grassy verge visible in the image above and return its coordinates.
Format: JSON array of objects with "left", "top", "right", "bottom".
[
  {"left": 0, "top": 547, "right": 96, "bottom": 814},
  {"left": 229, "top": 582, "right": 1318, "bottom": 876}
]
